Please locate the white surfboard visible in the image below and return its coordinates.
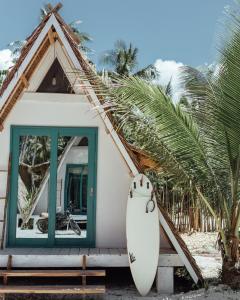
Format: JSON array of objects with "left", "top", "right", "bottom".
[{"left": 126, "top": 174, "right": 160, "bottom": 296}]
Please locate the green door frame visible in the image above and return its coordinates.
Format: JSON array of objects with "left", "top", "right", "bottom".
[
  {"left": 64, "top": 164, "right": 88, "bottom": 215},
  {"left": 7, "top": 126, "right": 98, "bottom": 248}
]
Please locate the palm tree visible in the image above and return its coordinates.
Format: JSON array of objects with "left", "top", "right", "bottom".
[
  {"left": 68, "top": 21, "right": 92, "bottom": 53},
  {"left": 100, "top": 40, "right": 159, "bottom": 81},
  {"left": 103, "top": 5, "right": 240, "bottom": 286},
  {"left": 100, "top": 40, "right": 138, "bottom": 76}
]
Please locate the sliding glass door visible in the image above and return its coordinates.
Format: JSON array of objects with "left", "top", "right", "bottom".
[{"left": 8, "top": 126, "right": 97, "bottom": 248}]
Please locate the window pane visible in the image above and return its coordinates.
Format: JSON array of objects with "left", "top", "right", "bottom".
[
  {"left": 16, "top": 135, "right": 51, "bottom": 239},
  {"left": 55, "top": 136, "right": 88, "bottom": 239}
]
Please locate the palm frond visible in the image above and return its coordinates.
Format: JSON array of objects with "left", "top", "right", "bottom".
[{"left": 109, "top": 76, "right": 215, "bottom": 186}]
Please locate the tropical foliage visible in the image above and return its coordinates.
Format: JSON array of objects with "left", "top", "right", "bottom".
[
  {"left": 99, "top": 4, "right": 240, "bottom": 286},
  {"left": 0, "top": 70, "right": 7, "bottom": 87},
  {"left": 100, "top": 40, "right": 158, "bottom": 80},
  {"left": 18, "top": 135, "right": 71, "bottom": 225},
  {"left": 100, "top": 40, "right": 138, "bottom": 76}
]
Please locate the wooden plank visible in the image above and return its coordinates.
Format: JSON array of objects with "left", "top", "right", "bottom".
[
  {"left": 160, "top": 248, "right": 177, "bottom": 254},
  {"left": 48, "top": 29, "right": 55, "bottom": 45},
  {"left": 99, "top": 248, "right": 110, "bottom": 255},
  {"left": 2, "top": 255, "right": 11, "bottom": 285},
  {"left": 53, "top": 31, "right": 63, "bottom": 46},
  {"left": 51, "top": 3, "right": 63, "bottom": 13},
  {"left": 79, "top": 248, "right": 89, "bottom": 255},
  {"left": 82, "top": 255, "right": 87, "bottom": 286},
  {"left": 1, "top": 155, "right": 11, "bottom": 249},
  {"left": 109, "top": 248, "right": 120, "bottom": 255},
  {"left": 89, "top": 248, "right": 100, "bottom": 255},
  {"left": 82, "top": 255, "right": 87, "bottom": 270},
  {"left": 7, "top": 255, "right": 12, "bottom": 270},
  {"left": 0, "top": 270, "right": 106, "bottom": 277},
  {"left": 69, "top": 248, "right": 80, "bottom": 255},
  {"left": 20, "top": 74, "right": 29, "bottom": 88},
  {"left": 46, "top": 4, "right": 53, "bottom": 11},
  {"left": 159, "top": 210, "right": 199, "bottom": 283},
  {"left": 58, "top": 248, "right": 70, "bottom": 255},
  {"left": 0, "top": 35, "right": 50, "bottom": 131},
  {"left": 0, "top": 251, "right": 183, "bottom": 268},
  {"left": 118, "top": 248, "right": 127, "bottom": 255},
  {"left": 0, "top": 285, "right": 105, "bottom": 294}
]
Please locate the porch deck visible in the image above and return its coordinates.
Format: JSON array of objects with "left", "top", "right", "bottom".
[{"left": 0, "top": 248, "right": 183, "bottom": 268}]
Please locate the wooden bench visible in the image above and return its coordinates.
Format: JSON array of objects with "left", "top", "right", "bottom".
[
  {"left": 0, "top": 255, "right": 106, "bottom": 298},
  {"left": 0, "top": 269, "right": 106, "bottom": 279},
  {"left": 0, "top": 285, "right": 105, "bottom": 294}
]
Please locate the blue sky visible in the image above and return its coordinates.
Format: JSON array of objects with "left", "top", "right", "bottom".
[
  {"left": 0, "top": 0, "right": 233, "bottom": 69},
  {"left": 0, "top": 0, "right": 234, "bottom": 101}
]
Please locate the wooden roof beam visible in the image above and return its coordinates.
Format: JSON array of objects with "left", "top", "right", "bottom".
[
  {"left": 46, "top": 4, "right": 53, "bottom": 11},
  {"left": 139, "top": 156, "right": 161, "bottom": 170},
  {"left": 47, "top": 3, "right": 63, "bottom": 14},
  {"left": 20, "top": 74, "right": 29, "bottom": 88},
  {"left": 48, "top": 28, "right": 55, "bottom": 45},
  {"left": 52, "top": 31, "right": 63, "bottom": 46}
]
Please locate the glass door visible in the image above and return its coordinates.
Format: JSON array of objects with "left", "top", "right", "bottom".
[
  {"left": 54, "top": 128, "right": 97, "bottom": 247},
  {"left": 8, "top": 127, "right": 54, "bottom": 247},
  {"left": 8, "top": 126, "right": 97, "bottom": 248}
]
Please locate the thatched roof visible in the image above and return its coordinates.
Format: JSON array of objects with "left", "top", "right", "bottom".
[{"left": 0, "top": 4, "right": 203, "bottom": 284}]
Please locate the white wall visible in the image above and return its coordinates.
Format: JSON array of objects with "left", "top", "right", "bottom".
[{"left": 0, "top": 92, "right": 133, "bottom": 248}]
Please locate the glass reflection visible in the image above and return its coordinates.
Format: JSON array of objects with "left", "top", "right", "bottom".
[
  {"left": 17, "top": 135, "right": 51, "bottom": 239},
  {"left": 55, "top": 136, "right": 88, "bottom": 239}
]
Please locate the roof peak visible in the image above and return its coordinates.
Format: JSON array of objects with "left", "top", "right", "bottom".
[{"left": 45, "top": 2, "right": 63, "bottom": 15}]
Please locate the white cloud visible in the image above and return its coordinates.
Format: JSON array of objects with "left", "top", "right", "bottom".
[
  {"left": 0, "top": 49, "right": 13, "bottom": 70},
  {"left": 153, "top": 59, "right": 184, "bottom": 102}
]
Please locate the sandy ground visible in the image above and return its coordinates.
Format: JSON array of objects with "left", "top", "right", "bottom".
[
  {"left": 181, "top": 232, "right": 222, "bottom": 279},
  {"left": 104, "top": 285, "right": 240, "bottom": 299},
  {"left": 98, "top": 232, "right": 232, "bottom": 299},
  {"left": 114, "top": 232, "right": 231, "bottom": 299}
]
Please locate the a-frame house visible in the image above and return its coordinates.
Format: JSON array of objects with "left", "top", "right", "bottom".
[{"left": 0, "top": 4, "right": 202, "bottom": 294}]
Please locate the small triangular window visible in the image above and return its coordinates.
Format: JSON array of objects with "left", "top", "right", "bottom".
[{"left": 37, "top": 58, "right": 74, "bottom": 94}]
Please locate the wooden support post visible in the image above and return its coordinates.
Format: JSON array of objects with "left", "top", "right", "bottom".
[
  {"left": 2, "top": 276, "right": 7, "bottom": 286},
  {"left": 82, "top": 255, "right": 87, "bottom": 286},
  {"left": 1, "top": 156, "right": 11, "bottom": 250},
  {"left": 53, "top": 32, "right": 63, "bottom": 46},
  {"left": 3, "top": 255, "right": 12, "bottom": 285},
  {"left": 156, "top": 267, "right": 174, "bottom": 294},
  {"left": 7, "top": 255, "right": 12, "bottom": 270},
  {"left": 48, "top": 29, "right": 55, "bottom": 45}
]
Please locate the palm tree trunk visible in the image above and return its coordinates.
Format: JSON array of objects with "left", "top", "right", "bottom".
[{"left": 221, "top": 234, "right": 240, "bottom": 288}]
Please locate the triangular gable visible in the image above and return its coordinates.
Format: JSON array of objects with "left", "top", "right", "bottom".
[
  {"left": 0, "top": 9, "right": 203, "bottom": 284},
  {"left": 0, "top": 12, "right": 139, "bottom": 176},
  {"left": 37, "top": 58, "right": 73, "bottom": 93}
]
